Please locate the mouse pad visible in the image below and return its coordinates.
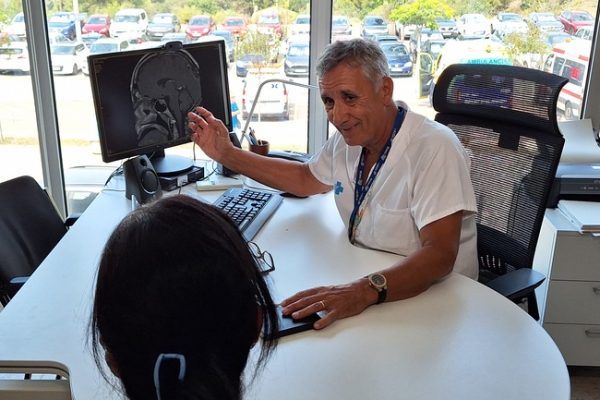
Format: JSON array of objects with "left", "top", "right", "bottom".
[{"left": 268, "top": 306, "right": 321, "bottom": 339}]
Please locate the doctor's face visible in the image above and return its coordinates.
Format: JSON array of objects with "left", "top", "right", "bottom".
[{"left": 319, "top": 63, "right": 392, "bottom": 148}]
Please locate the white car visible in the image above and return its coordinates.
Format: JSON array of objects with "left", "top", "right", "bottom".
[
  {"left": 82, "top": 38, "right": 130, "bottom": 75},
  {"left": 242, "top": 77, "right": 289, "bottom": 120},
  {"left": 290, "top": 14, "right": 310, "bottom": 36},
  {"left": 457, "top": 13, "right": 490, "bottom": 37},
  {"left": 6, "top": 12, "right": 26, "bottom": 39},
  {"left": 491, "top": 13, "right": 528, "bottom": 37},
  {"left": 109, "top": 8, "right": 148, "bottom": 38},
  {"left": 50, "top": 42, "right": 88, "bottom": 75},
  {"left": 0, "top": 40, "right": 29, "bottom": 74}
]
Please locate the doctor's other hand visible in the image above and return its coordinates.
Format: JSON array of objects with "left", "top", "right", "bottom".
[
  {"left": 188, "top": 106, "right": 234, "bottom": 161},
  {"left": 280, "top": 280, "right": 376, "bottom": 330}
]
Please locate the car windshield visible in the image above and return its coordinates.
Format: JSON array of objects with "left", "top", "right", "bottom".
[
  {"left": 114, "top": 15, "right": 139, "bottom": 23},
  {"left": 333, "top": 17, "right": 348, "bottom": 26},
  {"left": 365, "top": 17, "right": 384, "bottom": 26},
  {"left": 260, "top": 15, "right": 279, "bottom": 24},
  {"left": 295, "top": 17, "right": 310, "bottom": 24},
  {"left": 13, "top": 14, "right": 24, "bottom": 23},
  {"left": 572, "top": 13, "right": 593, "bottom": 21},
  {"left": 190, "top": 17, "right": 209, "bottom": 26},
  {"left": 87, "top": 16, "right": 106, "bottom": 24},
  {"left": 381, "top": 43, "right": 408, "bottom": 56},
  {"left": 152, "top": 15, "right": 173, "bottom": 24},
  {"left": 537, "top": 14, "right": 556, "bottom": 21},
  {"left": 501, "top": 14, "right": 522, "bottom": 21},
  {"left": 288, "top": 44, "right": 309, "bottom": 56},
  {"left": 225, "top": 18, "right": 243, "bottom": 26},
  {"left": 51, "top": 45, "right": 75, "bottom": 55}
]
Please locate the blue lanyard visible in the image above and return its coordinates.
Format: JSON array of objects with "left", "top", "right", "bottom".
[{"left": 348, "top": 108, "right": 406, "bottom": 243}]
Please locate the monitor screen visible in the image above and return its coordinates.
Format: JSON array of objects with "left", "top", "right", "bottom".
[{"left": 88, "top": 39, "right": 231, "bottom": 175}]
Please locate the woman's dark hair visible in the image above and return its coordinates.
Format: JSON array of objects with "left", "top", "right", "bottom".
[{"left": 90, "top": 195, "right": 278, "bottom": 400}]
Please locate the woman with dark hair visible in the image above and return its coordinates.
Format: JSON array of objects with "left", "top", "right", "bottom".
[{"left": 90, "top": 195, "right": 278, "bottom": 400}]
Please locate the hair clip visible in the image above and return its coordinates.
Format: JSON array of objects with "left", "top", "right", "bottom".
[{"left": 153, "top": 353, "right": 186, "bottom": 400}]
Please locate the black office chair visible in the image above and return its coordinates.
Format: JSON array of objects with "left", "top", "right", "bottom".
[
  {"left": 0, "top": 176, "right": 78, "bottom": 306},
  {"left": 432, "top": 64, "right": 568, "bottom": 320}
]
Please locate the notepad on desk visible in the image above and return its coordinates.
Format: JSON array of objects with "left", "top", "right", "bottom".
[{"left": 557, "top": 200, "right": 600, "bottom": 233}]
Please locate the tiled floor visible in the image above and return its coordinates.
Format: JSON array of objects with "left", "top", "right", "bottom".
[{"left": 570, "top": 367, "right": 600, "bottom": 400}]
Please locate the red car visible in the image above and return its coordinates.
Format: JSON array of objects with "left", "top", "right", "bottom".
[
  {"left": 82, "top": 14, "right": 111, "bottom": 37},
  {"left": 558, "top": 10, "right": 593, "bottom": 34},
  {"left": 186, "top": 15, "right": 216, "bottom": 40},
  {"left": 257, "top": 14, "right": 283, "bottom": 38},
  {"left": 221, "top": 16, "right": 247, "bottom": 39}
]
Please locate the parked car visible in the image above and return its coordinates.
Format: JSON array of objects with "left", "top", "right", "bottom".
[
  {"left": 379, "top": 41, "right": 412, "bottom": 77},
  {"left": 82, "top": 38, "right": 129, "bottom": 75},
  {"left": 146, "top": 13, "right": 180, "bottom": 41},
  {"left": 256, "top": 14, "right": 283, "bottom": 38},
  {"left": 82, "top": 14, "right": 111, "bottom": 37},
  {"left": 290, "top": 15, "right": 310, "bottom": 37},
  {"left": 186, "top": 15, "right": 216, "bottom": 40},
  {"left": 372, "top": 34, "right": 401, "bottom": 45},
  {"left": 235, "top": 53, "right": 265, "bottom": 77},
  {"left": 456, "top": 13, "right": 490, "bottom": 37},
  {"left": 110, "top": 8, "right": 148, "bottom": 38},
  {"left": 242, "top": 77, "right": 289, "bottom": 120},
  {"left": 332, "top": 15, "right": 352, "bottom": 38},
  {"left": 209, "top": 30, "right": 234, "bottom": 62},
  {"left": 491, "top": 12, "right": 528, "bottom": 37},
  {"left": 221, "top": 16, "right": 247, "bottom": 39},
  {"left": 420, "top": 38, "right": 447, "bottom": 61},
  {"left": 402, "top": 24, "right": 417, "bottom": 40},
  {"left": 284, "top": 40, "right": 309, "bottom": 77},
  {"left": 574, "top": 26, "right": 594, "bottom": 41},
  {"left": 50, "top": 41, "right": 88, "bottom": 75},
  {"left": 361, "top": 15, "right": 388, "bottom": 39},
  {"left": 558, "top": 10, "right": 593, "bottom": 35},
  {"left": 527, "top": 12, "right": 564, "bottom": 33},
  {"left": 48, "top": 13, "right": 78, "bottom": 41},
  {"left": 435, "top": 17, "right": 458, "bottom": 39},
  {"left": 6, "top": 12, "right": 26, "bottom": 39},
  {"left": 0, "top": 40, "right": 29, "bottom": 74}
]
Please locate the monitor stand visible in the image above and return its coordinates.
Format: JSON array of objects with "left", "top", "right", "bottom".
[{"left": 149, "top": 152, "right": 194, "bottom": 177}]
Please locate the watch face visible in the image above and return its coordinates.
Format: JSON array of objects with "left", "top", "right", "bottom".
[{"left": 370, "top": 274, "right": 386, "bottom": 287}]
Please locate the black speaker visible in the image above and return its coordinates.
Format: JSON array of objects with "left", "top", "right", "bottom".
[
  {"left": 124, "top": 155, "right": 162, "bottom": 204},
  {"left": 217, "top": 131, "right": 242, "bottom": 177}
]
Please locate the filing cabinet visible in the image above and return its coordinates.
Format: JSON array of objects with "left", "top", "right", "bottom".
[{"left": 533, "top": 208, "right": 600, "bottom": 366}]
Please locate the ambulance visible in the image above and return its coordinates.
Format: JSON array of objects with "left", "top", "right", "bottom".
[
  {"left": 418, "top": 37, "right": 513, "bottom": 100},
  {"left": 543, "top": 39, "right": 590, "bottom": 120}
]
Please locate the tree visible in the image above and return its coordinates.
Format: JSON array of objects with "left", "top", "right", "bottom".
[
  {"left": 334, "top": 0, "right": 386, "bottom": 19},
  {"left": 389, "top": 0, "right": 454, "bottom": 28}
]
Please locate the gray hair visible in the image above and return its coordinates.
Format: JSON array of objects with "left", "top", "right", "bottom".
[{"left": 316, "top": 38, "right": 390, "bottom": 87}]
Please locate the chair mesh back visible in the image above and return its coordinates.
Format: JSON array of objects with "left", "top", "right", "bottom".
[
  {"left": 433, "top": 64, "right": 567, "bottom": 281},
  {"left": 0, "top": 176, "right": 67, "bottom": 289}
]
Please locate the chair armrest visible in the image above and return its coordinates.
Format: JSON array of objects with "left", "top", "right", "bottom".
[
  {"left": 64, "top": 213, "right": 81, "bottom": 227},
  {"left": 485, "top": 268, "right": 545, "bottom": 301}
]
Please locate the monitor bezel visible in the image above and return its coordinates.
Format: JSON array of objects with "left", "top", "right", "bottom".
[{"left": 88, "top": 39, "right": 232, "bottom": 164}]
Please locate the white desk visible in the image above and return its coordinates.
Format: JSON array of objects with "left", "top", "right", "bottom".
[{"left": 0, "top": 180, "right": 570, "bottom": 399}]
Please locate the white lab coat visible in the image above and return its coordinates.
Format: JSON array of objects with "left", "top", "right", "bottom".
[{"left": 309, "top": 106, "right": 478, "bottom": 279}]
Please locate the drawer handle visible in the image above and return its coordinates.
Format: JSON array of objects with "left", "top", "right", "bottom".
[
  {"left": 593, "top": 288, "right": 600, "bottom": 295},
  {"left": 585, "top": 329, "right": 600, "bottom": 338}
]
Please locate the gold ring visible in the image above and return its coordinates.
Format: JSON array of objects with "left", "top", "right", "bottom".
[{"left": 318, "top": 300, "right": 326, "bottom": 310}]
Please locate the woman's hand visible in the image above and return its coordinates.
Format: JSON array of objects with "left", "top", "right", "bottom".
[{"left": 187, "top": 106, "right": 234, "bottom": 161}]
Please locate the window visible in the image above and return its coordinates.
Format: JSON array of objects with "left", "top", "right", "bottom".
[{"left": 1, "top": 0, "right": 599, "bottom": 215}]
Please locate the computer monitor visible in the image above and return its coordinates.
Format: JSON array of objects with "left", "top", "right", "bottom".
[{"left": 88, "top": 39, "right": 232, "bottom": 175}]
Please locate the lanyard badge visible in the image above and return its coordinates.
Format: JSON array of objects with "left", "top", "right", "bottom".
[{"left": 348, "top": 108, "right": 406, "bottom": 243}]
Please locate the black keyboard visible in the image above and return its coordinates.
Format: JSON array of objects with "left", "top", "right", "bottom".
[{"left": 213, "top": 187, "right": 283, "bottom": 240}]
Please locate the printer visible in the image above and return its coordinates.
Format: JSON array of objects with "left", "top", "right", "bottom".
[{"left": 548, "top": 163, "right": 600, "bottom": 207}]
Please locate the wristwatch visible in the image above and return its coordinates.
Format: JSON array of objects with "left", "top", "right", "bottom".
[{"left": 366, "top": 273, "right": 387, "bottom": 304}]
